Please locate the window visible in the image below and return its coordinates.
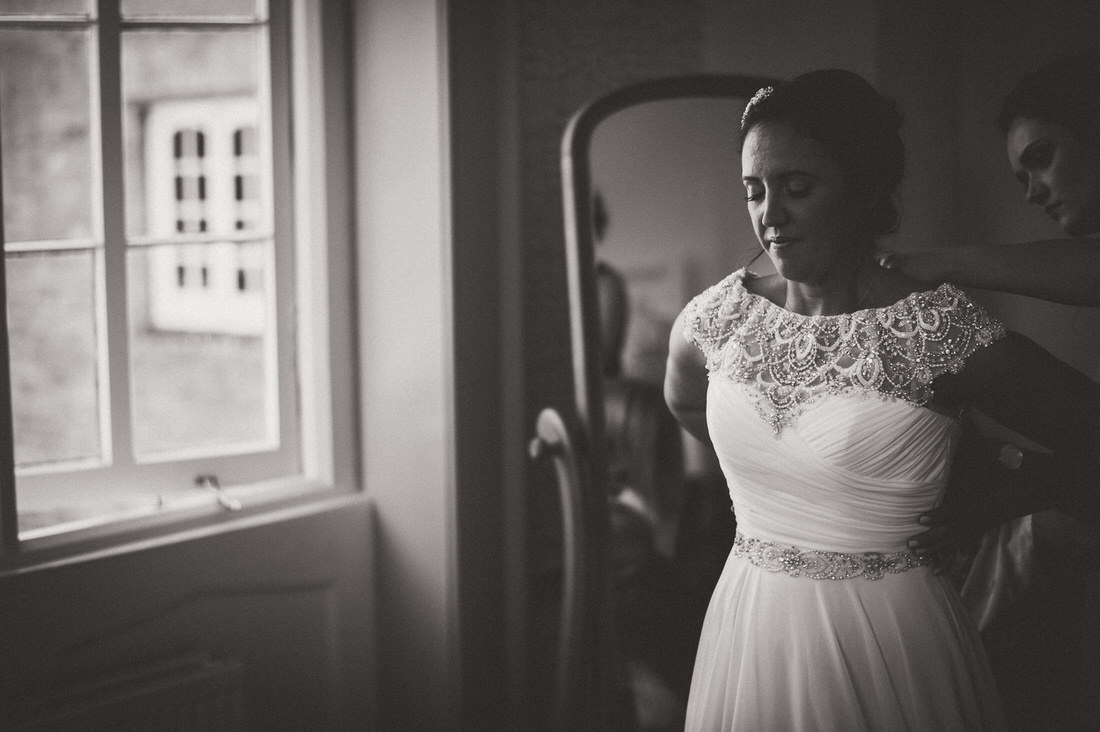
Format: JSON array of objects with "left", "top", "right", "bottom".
[{"left": 0, "top": 0, "right": 330, "bottom": 547}]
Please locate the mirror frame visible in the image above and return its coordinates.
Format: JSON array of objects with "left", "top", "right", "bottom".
[
  {"left": 557, "top": 73, "right": 776, "bottom": 727},
  {"left": 563, "top": 73, "right": 776, "bottom": 458}
]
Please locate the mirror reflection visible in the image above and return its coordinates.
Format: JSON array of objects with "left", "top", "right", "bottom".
[{"left": 584, "top": 91, "right": 770, "bottom": 728}]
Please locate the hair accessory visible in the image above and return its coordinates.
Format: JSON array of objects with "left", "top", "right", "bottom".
[{"left": 741, "top": 86, "right": 775, "bottom": 129}]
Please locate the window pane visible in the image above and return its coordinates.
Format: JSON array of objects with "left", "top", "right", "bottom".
[
  {"left": 0, "top": 27, "right": 94, "bottom": 243},
  {"left": 121, "top": 0, "right": 264, "bottom": 21},
  {"left": 0, "top": 0, "right": 91, "bottom": 17},
  {"left": 122, "top": 28, "right": 268, "bottom": 239},
  {"left": 7, "top": 250, "right": 101, "bottom": 467},
  {"left": 128, "top": 242, "right": 275, "bottom": 457},
  {"left": 122, "top": 24, "right": 276, "bottom": 459}
]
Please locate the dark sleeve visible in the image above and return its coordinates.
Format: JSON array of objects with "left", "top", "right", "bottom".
[{"left": 935, "top": 332, "right": 1100, "bottom": 524}]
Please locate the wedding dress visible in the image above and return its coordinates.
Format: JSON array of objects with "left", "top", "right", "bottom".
[{"left": 682, "top": 269, "right": 1006, "bottom": 731}]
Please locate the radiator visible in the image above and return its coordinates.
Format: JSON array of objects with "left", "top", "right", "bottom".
[{"left": 13, "top": 653, "right": 245, "bottom": 731}]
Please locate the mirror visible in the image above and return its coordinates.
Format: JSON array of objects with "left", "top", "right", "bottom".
[{"left": 560, "top": 75, "right": 775, "bottom": 730}]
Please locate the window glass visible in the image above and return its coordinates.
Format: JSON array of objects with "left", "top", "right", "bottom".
[
  {"left": 121, "top": 0, "right": 263, "bottom": 21},
  {"left": 7, "top": 250, "right": 101, "bottom": 467},
  {"left": 0, "top": 0, "right": 91, "bottom": 17},
  {"left": 127, "top": 242, "right": 274, "bottom": 457},
  {"left": 122, "top": 26, "right": 276, "bottom": 460},
  {"left": 0, "top": 27, "right": 94, "bottom": 242},
  {"left": 122, "top": 29, "right": 266, "bottom": 238},
  {"left": 0, "top": 23, "right": 101, "bottom": 472}
]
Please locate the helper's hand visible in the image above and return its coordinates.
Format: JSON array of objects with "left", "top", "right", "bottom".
[
  {"left": 908, "top": 421, "right": 1050, "bottom": 568},
  {"left": 875, "top": 247, "right": 955, "bottom": 285}
]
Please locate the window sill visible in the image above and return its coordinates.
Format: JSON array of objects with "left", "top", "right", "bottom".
[{"left": 7, "top": 476, "right": 362, "bottom": 569}]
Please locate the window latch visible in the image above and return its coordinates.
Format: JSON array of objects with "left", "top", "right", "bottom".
[{"left": 195, "top": 474, "right": 243, "bottom": 512}]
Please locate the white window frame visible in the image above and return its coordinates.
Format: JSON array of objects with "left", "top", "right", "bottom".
[{"left": 0, "top": 0, "right": 348, "bottom": 556}]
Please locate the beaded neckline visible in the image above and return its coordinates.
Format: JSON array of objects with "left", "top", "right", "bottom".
[
  {"left": 683, "top": 269, "right": 1006, "bottom": 432},
  {"left": 735, "top": 271, "right": 946, "bottom": 322}
]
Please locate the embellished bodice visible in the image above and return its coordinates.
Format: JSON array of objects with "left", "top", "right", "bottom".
[
  {"left": 680, "top": 269, "right": 1007, "bottom": 554},
  {"left": 682, "top": 269, "right": 1006, "bottom": 433}
]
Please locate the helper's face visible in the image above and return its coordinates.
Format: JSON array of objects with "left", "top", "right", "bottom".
[
  {"left": 741, "top": 120, "right": 860, "bottom": 285},
  {"left": 1006, "top": 117, "right": 1100, "bottom": 236}
]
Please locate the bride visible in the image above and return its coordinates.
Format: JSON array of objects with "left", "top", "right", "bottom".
[{"left": 665, "top": 69, "right": 1100, "bottom": 730}]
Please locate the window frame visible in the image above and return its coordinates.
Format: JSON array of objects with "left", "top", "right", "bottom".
[{"left": 0, "top": 0, "right": 352, "bottom": 560}]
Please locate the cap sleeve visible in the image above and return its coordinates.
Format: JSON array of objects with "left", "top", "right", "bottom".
[
  {"left": 915, "top": 283, "right": 1007, "bottom": 383},
  {"left": 681, "top": 269, "right": 750, "bottom": 366}
]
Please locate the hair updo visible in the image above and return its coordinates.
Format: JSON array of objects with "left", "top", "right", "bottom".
[
  {"left": 740, "top": 69, "right": 905, "bottom": 239},
  {"left": 996, "top": 50, "right": 1100, "bottom": 149}
]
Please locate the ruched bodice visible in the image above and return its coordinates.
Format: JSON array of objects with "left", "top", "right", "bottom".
[{"left": 710, "top": 381, "right": 959, "bottom": 553}]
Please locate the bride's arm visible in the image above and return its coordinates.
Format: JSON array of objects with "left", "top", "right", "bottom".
[
  {"left": 878, "top": 239, "right": 1100, "bottom": 306},
  {"left": 664, "top": 309, "right": 712, "bottom": 447}
]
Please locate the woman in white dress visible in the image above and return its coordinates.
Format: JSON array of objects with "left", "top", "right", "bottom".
[{"left": 664, "top": 69, "right": 1100, "bottom": 730}]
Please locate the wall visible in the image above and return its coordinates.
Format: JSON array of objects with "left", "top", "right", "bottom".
[
  {"left": 701, "top": 0, "right": 877, "bottom": 81},
  {"left": 353, "top": 0, "right": 458, "bottom": 728},
  {"left": 872, "top": 2, "right": 959, "bottom": 258}
]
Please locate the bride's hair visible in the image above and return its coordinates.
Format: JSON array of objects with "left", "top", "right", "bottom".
[{"left": 740, "top": 69, "right": 905, "bottom": 239}]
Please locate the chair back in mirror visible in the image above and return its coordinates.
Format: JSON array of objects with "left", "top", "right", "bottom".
[{"left": 559, "top": 74, "right": 775, "bottom": 729}]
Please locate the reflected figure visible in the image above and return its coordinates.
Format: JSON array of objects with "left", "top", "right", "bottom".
[
  {"left": 594, "top": 188, "right": 695, "bottom": 729},
  {"left": 594, "top": 192, "right": 629, "bottom": 381},
  {"left": 665, "top": 70, "right": 1100, "bottom": 730}
]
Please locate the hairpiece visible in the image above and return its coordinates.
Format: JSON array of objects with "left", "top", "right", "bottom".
[{"left": 741, "top": 86, "right": 775, "bottom": 129}]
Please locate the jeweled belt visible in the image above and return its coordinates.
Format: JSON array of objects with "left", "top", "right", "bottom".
[{"left": 732, "top": 531, "right": 930, "bottom": 581}]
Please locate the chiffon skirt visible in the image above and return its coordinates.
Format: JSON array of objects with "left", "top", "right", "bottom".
[{"left": 685, "top": 548, "right": 1005, "bottom": 731}]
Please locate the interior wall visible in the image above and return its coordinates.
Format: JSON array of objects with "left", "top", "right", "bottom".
[
  {"left": 873, "top": 2, "right": 959, "bottom": 258},
  {"left": 354, "top": 0, "right": 457, "bottom": 728},
  {"left": 700, "top": 0, "right": 877, "bottom": 82}
]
